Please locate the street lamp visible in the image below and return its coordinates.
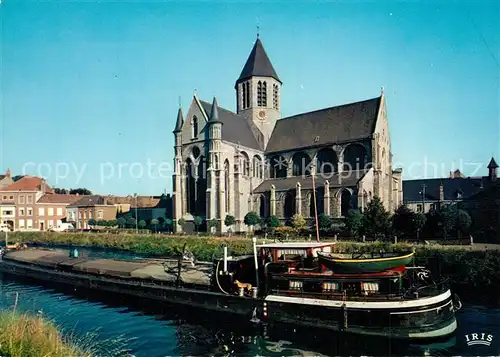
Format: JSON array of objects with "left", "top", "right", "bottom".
[
  {"left": 134, "top": 193, "right": 138, "bottom": 234},
  {"left": 418, "top": 184, "right": 427, "bottom": 213}
]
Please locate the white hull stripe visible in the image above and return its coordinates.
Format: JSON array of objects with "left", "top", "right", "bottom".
[
  {"left": 265, "top": 289, "right": 452, "bottom": 309},
  {"left": 390, "top": 300, "right": 452, "bottom": 315}
]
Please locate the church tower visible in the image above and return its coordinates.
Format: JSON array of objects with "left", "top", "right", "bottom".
[{"left": 235, "top": 36, "right": 281, "bottom": 149}]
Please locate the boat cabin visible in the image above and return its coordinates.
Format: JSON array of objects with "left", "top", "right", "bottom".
[{"left": 257, "top": 242, "right": 335, "bottom": 265}]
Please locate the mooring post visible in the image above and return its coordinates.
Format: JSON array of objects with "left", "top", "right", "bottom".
[
  {"left": 223, "top": 245, "right": 228, "bottom": 273},
  {"left": 252, "top": 237, "right": 259, "bottom": 289}
]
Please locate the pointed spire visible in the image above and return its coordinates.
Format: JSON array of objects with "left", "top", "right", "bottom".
[
  {"left": 5, "top": 168, "right": 10, "bottom": 178},
  {"left": 236, "top": 37, "right": 281, "bottom": 86},
  {"left": 173, "top": 105, "right": 184, "bottom": 134},
  {"left": 381, "top": 86, "right": 385, "bottom": 96},
  {"left": 488, "top": 157, "right": 498, "bottom": 169},
  {"left": 208, "top": 97, "right": 222, "bottom": 125}
]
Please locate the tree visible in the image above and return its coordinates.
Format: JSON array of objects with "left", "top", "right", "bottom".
[
  {"left": 177, "top": 218, "right": 185, "bottom": 232},
  {"left": 193, "top": 216, "right": 203, "bottom": 232},
  {"left": 244, "top": 211, "right": 261, "bottom": 234},
  {"left": 266, "top": 216, "right": 281, "bottom": 231},
  {"left": 164, "top": 218, "right": 173, "bottom": 232},
  {"left": 150, "top": 218, "right": 159, "bottom": 232},
  {"left": 116, "top": 217, "right": 126, "bottom": 228},
  {"left": 318, "top": 213, "right": 332, "bottom": 233},
  {"left": 69, "top": 188, "right": 92, "bottom": 195},
  {"left": 345, "top": 211, "right": 364, "bottom": 239},
  {"left": 413, "top": 213, "right": 427, "bottom": 242},
  {"left": 207, "top": 219, "right": 218, "bottom": 234},
  {"left": 441, "top": 205, "right": 457, "bottom": 239},
  {"left": 392, "top": 204, "right": 415, "bottom": 238},
  {"left": 138, "top": 220, "right": 146, "bottom": 229},
  {"left": 88, "top": 218, "right": 96, "bottom": 228},
  {"left": 362, "top": 196, "right": 391, "bottom": 240},
  {"left": 126, "top": 216, "right": 136, "bottom": 228},
  {"left": 456, "top": 209, "right": 472, "bottom": 238},
  {"left": 291, "top": 214, "right": 307, "bottom": 232},
  {"left": 54, "top": 188, "right": 68, "bottom": 194},
  {"left": 224, "top": 215, "right": 236, "bottom": 229}
]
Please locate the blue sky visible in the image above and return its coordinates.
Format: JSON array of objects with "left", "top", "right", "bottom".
[{"left": 1, "top": 0, "right": 498, "bottom": 195}]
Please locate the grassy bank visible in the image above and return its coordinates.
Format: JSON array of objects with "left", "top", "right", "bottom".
[
  {"left": 6, "top": 232, "right": 500, "bottom": 296},
  {"left": 0, "top": 310, "right": 89, "bottom": 357}
]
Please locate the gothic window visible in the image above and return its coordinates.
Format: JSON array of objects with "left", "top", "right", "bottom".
[
  {"left": 262, "top": 81, "right": 267, "bottom": 107},
  {"left": 316, "top": 148, "right": 338, "bottom": 176},
  {"left": 270, "top": 155, "right": 287, "bottom": 178},
  {"left": 257, "top": 81, "right": 267, "bottom": 107},
  {"left": 253, "top": 155, "right": 263, "bottom": 179},
  {"left": 192, "top": 116, "right": 199, "bottom": 138},
  {"left": 241, "top": 152, "right": 250, "bottom": 176},
  {"left": 224, "top": 160, "right": 230, "bottom": 212},
  {"left": 245, "top": 82, "right": 250, "bottom": 109},
  {"left": 292, "top": 152, "right": 312, "bottom": 176},
  {"left": 242, "top": 83, "right": 247, "bottom": 109},
  {"left": 343, "top": 144, "right": 368, "bottom": 171},
  {"left": 273, "top": 84, "right": 279, "bottom": 110}
]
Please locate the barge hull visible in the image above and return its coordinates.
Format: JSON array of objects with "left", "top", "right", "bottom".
[
  {"left": 0, "top": 259, "right": 261, "bottom": 318},
  {"left": 263, "top": 290, "right": 457, "bottom": 340}
]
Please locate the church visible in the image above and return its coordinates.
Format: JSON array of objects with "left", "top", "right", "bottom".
[{"left": 172, "top": 36, "right": 403, "bottom": 233}]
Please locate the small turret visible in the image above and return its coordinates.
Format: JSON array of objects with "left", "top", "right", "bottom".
[
  {"left": 173, "top": 107, "right": 184, "bottom": 134},
  {"left": 208, "top": 97, "right": 222, "bottom": 125},
  {"left": 488, "top": 157, "right": 498, "bottom": 181}
]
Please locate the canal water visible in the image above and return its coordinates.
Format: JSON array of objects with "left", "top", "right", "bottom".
[{"left": 1, "top": 247, "right": 499, "bottom": 356}]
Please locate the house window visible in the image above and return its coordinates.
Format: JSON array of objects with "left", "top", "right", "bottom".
[
  {"left": 19, "top": 196, "right": 25, "bottom": 204},
  {"left": 9, "top": 196, "right": 13, "bottom": 200},
  {"left": 38, "top": 208, "right": 45, "bottom": 216},
  {"left": 89, "top": 211, "right": 93, "bottom": 219},
  {"left": 27, "top": 195, "right": 33, "bottom": 204},
  {"left": 19, "top": 208, "right": 25, "bottom": 216},
  {"left": 48, "top": 219, "right": 54, "bottom": 228},
  {"left": 245, "top": 82, "right": 250, "bottom": 108},
  {"left": 97, "top": 210, "right": 104, "bottom": 219},
  {"left": 27, "top": 219, "right": 33, "bottom": 229},
  {"left": 19, "top": 219, "right": 25, "bottom": 228},
  {"left": 27, "top": 208, "right": 33, "bottom": 216},
  {"left": 56, "top": 208, "right": 63, "bottom": 216},
  {"left": 48, "top": 207, "right": 54, "bottom": 216}
]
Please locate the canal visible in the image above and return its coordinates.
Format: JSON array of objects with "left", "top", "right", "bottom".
[{"left": 1, "top": 246, "right": 499, "bottom": 356}]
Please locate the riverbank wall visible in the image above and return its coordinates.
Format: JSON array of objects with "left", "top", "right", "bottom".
[{"left": 6, "top": 232, "right": 500, "bottom": 299}]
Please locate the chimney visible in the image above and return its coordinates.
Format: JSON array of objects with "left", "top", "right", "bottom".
[
  {"left": 488, "top": 157, "right": 498, "bottom": 181},
  {"left": 5, "top": 168, "right": 11, "bottom": 178},
  {"left": 439, "top": 183, "right": 444, "bottom": 201}
]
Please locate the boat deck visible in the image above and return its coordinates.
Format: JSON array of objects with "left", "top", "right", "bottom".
[{"left": 3, "top": 249, "right": 212, "bottom": 285}]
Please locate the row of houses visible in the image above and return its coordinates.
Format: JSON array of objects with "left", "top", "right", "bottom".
[{"left": 0, "top": 171, "right": 172, "bottom": 231}]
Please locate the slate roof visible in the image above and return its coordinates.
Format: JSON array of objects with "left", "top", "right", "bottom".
[
  {"left": 403, "top": 177, "right": 488, "bottom": 202},
  {"left": 173, "top": 107, "right": 184, "bottom": 133},
  {"left": 37, "top": 194, "right": 83, "bottom": 204},
  {"left": 236, "top": 38, "right": 280, "bottom": 85},
  {"left": 0, "top": 176, "right": 53, "bottom": 193},
  {"left": 253, "top": 170, "right": 369, "bottom": 193},
  {"left": 488, "top": 157, "right": 498, "bottom": 169},
  {"left": 208, "top": 97, "right": 222, "bottom": 124},
  {"left": 199, "top": 100, "right": 261, "bottom": 150},
  {"left": 266, "top": 96, "right": 381, "bottom": 153},
  {"left": 67, "top": 195, "right": 107, "bottom": 208}
]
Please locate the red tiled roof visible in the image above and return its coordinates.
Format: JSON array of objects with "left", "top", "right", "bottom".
[
  {"left": 37, "top": 194, "right": 84, "bottom": 204},
  {"left": 0, "top": 176, "right": 53, "bottom": 192}
]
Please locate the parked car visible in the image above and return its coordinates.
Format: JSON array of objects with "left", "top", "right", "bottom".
[{"left": 48, "top": 223, "right": 75, "bottom": 232}]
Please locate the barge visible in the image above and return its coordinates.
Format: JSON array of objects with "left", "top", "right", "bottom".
[{"left": 0, "top": 241, "right": 461, "bottom": 340}]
